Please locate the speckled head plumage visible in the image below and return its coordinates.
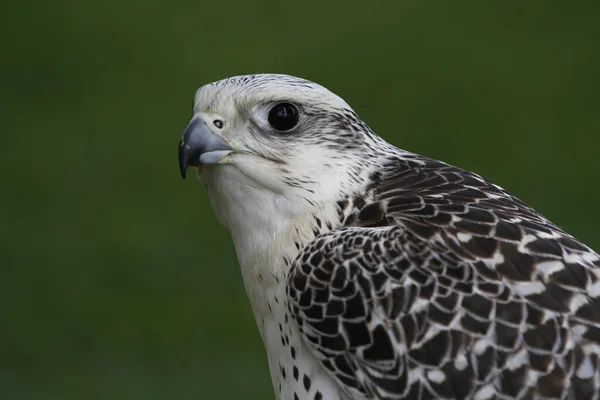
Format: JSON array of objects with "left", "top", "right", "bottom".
[{"left": 180, "top": 74, "right": 390, "bottom": 231}]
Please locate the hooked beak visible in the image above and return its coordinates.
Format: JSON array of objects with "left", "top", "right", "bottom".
[{"left": 178, "top": 118, "right": 232, "bottom": 179}]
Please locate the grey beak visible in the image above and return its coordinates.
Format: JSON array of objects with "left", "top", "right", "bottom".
[{"left": 178, "top": 118, "right": 232, "bottom": 179}]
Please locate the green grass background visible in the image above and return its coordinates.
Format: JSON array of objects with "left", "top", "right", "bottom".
[{"left": 2, "top": 1, "right": 600, "bottom": 399}]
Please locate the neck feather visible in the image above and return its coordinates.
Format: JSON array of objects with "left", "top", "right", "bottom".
[{"left": 200, "top": 166, "right": 344, "bottom": 310}]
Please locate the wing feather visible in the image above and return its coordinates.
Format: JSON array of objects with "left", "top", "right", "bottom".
[{"left": 287, "top": 159, "right": 600, "bottom": 399}]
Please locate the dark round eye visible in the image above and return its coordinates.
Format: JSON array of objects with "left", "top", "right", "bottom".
[{"left": 268, "top": 103, "right": 299, "bottom": 131}]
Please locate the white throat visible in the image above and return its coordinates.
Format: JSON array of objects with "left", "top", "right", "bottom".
[{"left": 198, "top": 165, "right": 341, "bottom": 317}]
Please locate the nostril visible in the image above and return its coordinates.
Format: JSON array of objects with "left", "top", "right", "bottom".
[{"left": 213, "top": 119, "right": 224, "bottom": 129}]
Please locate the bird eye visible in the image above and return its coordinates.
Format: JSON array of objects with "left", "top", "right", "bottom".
[{"left": 268, "top": 103, "right": 299, "bottom": 132}]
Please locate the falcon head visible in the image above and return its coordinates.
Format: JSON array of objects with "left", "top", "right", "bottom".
[{"left": 178, "top": 74, "right": 386, "bottom": 230}]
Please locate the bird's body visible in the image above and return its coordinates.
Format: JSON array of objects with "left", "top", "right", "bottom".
[{"left": 178, "top": 74, "right": 600, "bottom": 399}]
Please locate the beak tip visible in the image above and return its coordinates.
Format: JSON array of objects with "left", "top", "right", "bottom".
[
  {"left": 178, "top": 143, "right": 188, "bottom": 180},
  {"left": 179, "top": 160, "right": 188, "bottom": 180}
]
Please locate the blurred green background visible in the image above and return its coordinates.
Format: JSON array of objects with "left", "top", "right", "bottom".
[{"left": 2, "top": 1, "right": 600, "bottom": 399}]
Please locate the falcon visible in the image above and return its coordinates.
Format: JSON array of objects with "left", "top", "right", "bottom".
[{"left": 178, "top": 74, "right": 600, "bottom": 400}]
